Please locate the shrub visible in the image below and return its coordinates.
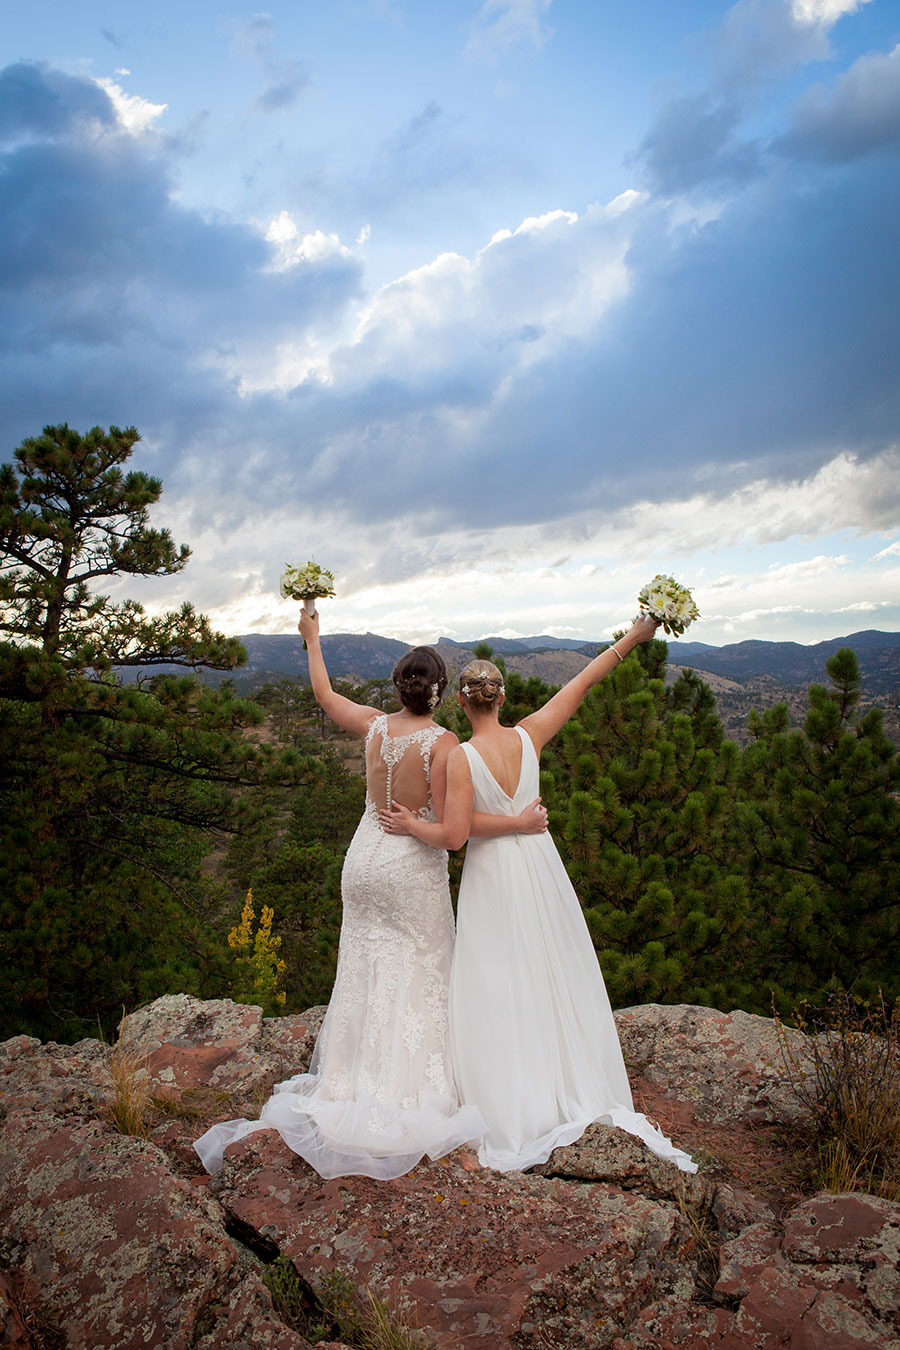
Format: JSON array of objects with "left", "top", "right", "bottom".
[
  {"left": 228, "top": 888, "right": 287, "bottom": 1013},
  {"left": 776, "top": 990, "right": 900, "bottom": 1199}
]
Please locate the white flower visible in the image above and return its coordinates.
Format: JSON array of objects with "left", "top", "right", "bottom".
[
  {"left": 280, "top": 559, "right": 337, "bottom": 601},
  {"left": 637, "top": 574, "right": 700, "bottom": 636}
]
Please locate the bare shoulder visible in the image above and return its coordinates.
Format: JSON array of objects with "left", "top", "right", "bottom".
[
  {"left": 447, "top": 741, "right": 472, "bottom": 772},
  {"left": 516, "top": 716, "right": 546, "bottom": 756},
  {"left": 431, "top": 728, "right": 459, "bottom": 758}
]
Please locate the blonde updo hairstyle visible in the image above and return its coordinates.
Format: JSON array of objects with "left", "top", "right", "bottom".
[{"left": 458, "top": 659, "right": 505, "bottom": 711}]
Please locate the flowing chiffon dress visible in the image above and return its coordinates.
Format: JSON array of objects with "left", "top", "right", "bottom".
[
  {"left": 195, "top": 714, "right": 483, "bottom": 1180},
  {"left": 450, "top": 725, "right": 696, "bottom": 1174}
]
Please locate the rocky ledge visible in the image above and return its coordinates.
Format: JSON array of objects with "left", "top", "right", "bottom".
[{"left": 0, "top": 997, "right": 897, "bottom": 1348}]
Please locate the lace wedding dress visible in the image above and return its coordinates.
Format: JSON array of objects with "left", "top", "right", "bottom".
[
  {"left": 194, "top": 715, "right": 483, "bottom": 1180},
  {"left": 450, "top": 725, "right": 696, "bottom": 1174}
]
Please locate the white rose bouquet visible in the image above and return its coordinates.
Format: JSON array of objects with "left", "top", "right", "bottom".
[
  {"left": 281, "top": 560, "right": 336, "bottom": 646},
  {"left": 637, "top": 574, "right": 700, "bottom": 636},
  {"left": 280, "top": 560, "right": 336, "bottom": 612}
]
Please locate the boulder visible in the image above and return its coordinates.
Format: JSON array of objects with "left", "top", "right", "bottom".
[
  {"left": 0, "top": 1035, "right": 111, "bottom": 1124},
  {"left": 117, "top": 993, "right": 326, "bottom": 1098},
  {"left": 0, "top": 1112, "right": 312, "bottom": 1348},
  {"left": 215, "top": 1128, "right": 697, "bottom": 1349},
  {"left": 614, "top": 1004, "right": 808, "bottom": 1127}
]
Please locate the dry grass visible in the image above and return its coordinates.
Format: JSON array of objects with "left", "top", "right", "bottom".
[
  {"left": 775, "top": 990, "right": 900, "bottom": 1201},
  {"left": 1, "top": 1270, "right": 65, "bottom": 1350},
  {"left": 104, "top": 1024, "right": 152, "bottom": 1138},
  {"left": 360, "top": 1286, "right": 424, "bottom": 1350},
  {"left": 672, "top": 1177, "right": 721, "bottom": 1304}
]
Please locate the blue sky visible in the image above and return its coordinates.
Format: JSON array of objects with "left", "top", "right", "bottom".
[{"left": 2, "top": 0, "right": 899, "bottom": 648}]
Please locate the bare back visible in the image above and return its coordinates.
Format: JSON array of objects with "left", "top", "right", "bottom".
[
  {"left": 365, "top": 714, "right": 450, "bottom": 818},
  {"left": 465, "top": 723, "right": 532, "bottom": 800}
]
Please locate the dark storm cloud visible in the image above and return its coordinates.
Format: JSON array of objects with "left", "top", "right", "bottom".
[
  {"left": 776, "top": 42, "right": 900, "bottom": 163},
  {"left": 0, "top": 63, "right": 360, "bottom": 468},
  {"left": 631, "top": 93, "right": 762, "bottom": 195},
  {"left": 0, "top": 62, "right": 114, "bottom": 140}
]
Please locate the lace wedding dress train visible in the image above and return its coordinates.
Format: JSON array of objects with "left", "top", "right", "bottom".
[
  {"left": 450, "top": 726, "right": 696, "bottom": 1174},
  {"left": 195, "top": 716, "right": 483, "bottom": 1180}
]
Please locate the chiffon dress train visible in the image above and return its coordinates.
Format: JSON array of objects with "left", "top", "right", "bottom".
[
  {"left": 195, "top": 715, "right": 483, "bottom": 1180},
  {"left": 450, "top": 725, "right": 696, "bottom": 1174}
]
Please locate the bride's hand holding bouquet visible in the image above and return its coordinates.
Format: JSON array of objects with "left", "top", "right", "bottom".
[{"left": 298, "top": 606, "right": 320, "bottom": 646}]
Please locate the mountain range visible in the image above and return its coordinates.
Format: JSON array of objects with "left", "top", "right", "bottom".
[{"left": 224, "top": 627, "right": 898, "bottom": 689}]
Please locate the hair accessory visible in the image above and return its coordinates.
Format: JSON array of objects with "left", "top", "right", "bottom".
[{"left": 428, "top": 682, "right": 439, "bottom": 710}]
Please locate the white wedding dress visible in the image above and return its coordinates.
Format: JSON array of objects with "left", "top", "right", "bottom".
[
  {"left": 450, "top": 725, "right": 696, "bottom": 1174},
  {"left": 195, "top": 715, "right": 483, "bottom": 1180}
]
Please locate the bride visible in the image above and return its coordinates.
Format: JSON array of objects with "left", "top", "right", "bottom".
[
  {"left": 384, "top": 617, "right": 696, "bottom": 1174},
  {"left": 194, "top": 610, "right": 541, "bottom": 1180}
]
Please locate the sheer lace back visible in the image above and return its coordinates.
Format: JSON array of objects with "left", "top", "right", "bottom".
[{"left": 365, "top": 714, "right": 446, "bottom": 821}]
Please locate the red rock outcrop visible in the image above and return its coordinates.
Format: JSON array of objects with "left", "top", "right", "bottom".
[{"left": 1, "top": 995, "right": 897, "bottom": 1349}]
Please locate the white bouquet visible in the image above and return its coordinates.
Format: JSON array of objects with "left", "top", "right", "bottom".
[
  {"left": 638, "top": 574, "right": 700, "bottom": 636},
  {"left": 280, "top": 560, "right": 336, "bottom": 617}
]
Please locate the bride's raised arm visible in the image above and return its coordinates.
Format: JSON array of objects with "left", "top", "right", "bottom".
[
  {"left": 519, "top": 615, "right": 659, "bottom": 753},
  {"left": 298, "top": 608, "right": 378, "bottom": 738}
]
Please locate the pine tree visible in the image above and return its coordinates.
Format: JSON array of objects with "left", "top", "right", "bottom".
[
  {"left": 466, "top": 640, "right": 750, "bottom": 1009},
  {"left": 0, "top": 425, "right": 303, "bottom": 1039},
  {"left": 738, "top": 647, "right": 900, "bottom": 1007},
  {"left": 540, "top": 639, "right": 750, "bottom": 1010}
]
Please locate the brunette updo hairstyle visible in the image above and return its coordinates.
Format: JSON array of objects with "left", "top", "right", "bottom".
[
  {"left": 392, "top": 646, "right": 448, "bottom": 716},
  {"left": 458, "top": 658, "right": 505, "bottom": 710}
]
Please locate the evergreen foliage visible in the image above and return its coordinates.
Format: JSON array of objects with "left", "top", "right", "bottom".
[
  {"left": 738, "top": 647, "right": 900, "bottom": 1007},
  {"left": 530, "top": 639, "right": 752, "bottom": 1010},
  {"left": 0, "top": 426, "right": 303, "bottom": 1040}
]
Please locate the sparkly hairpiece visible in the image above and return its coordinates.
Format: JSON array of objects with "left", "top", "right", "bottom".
[
  {"left": 461, "top": 679, "right": 505, "bottom": 697},
  {"left": 428, "top": 682, "right": 440, "bottom": 710}
]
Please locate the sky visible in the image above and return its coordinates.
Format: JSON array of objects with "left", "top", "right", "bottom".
[{"left": 2, "top": 0, "right": 899, "bottom": 649}]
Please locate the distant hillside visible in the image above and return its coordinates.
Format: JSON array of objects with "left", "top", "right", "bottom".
[
  {"left": 235, "top": 631, "right": 410, "bottom": 683},
  {"left": 667, "top": 630, "right": 900, "bottom": 693},
  {"left": 117, "top": 630, "right": 900, "bottom": 718}
]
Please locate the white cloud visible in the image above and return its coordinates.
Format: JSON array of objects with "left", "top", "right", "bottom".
[
  {"left": 836, "top": 600, "right": 893, "bottom": 612},
  {"left": 466, "top": 0, "right": 554, "bottom": 61},
  {"left": 791, "top": 0, "right": 871, "bottom": 28},
  {"left": 264, "top": 212, "right": 354, "bottom": 271},
  {"left": 94, "top": 77, "right": 167, "bottom": 134},
  {"left": 873, "top": 541, "right": 900, "bottom": 560},
  {"left": 765, "top": 554, "right": 849, "bottom": 581},
  {"left": 334, "top": 195, "right": 636, "bottom": 392}
]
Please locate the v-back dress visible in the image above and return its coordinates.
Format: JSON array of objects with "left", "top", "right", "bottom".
[
  {"left": 195, "top": 714, "right": 483, "bottom": 1180},
  {"left": 450, "top": 725, "right": 696, "bottom": 1174}
]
